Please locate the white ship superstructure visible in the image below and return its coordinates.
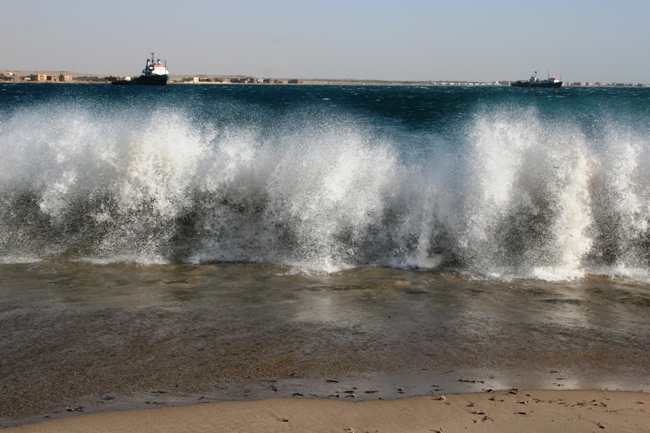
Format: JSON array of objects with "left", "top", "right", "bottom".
[{"left": 113, "top": 52, "right": 169, "bottom": 86}]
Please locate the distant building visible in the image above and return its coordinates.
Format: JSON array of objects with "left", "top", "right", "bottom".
[
  {"left": 0, "top": 72, "right": 20, "bottom": 82},
  {"left": 47, "top": 75, "right": 59, "bottom": 82},
  {"left": 59, "top": 74, "right": 72, "bottom": 82},
  {"left": 30, "top": 74, "right": 47, "bottom": 82}
]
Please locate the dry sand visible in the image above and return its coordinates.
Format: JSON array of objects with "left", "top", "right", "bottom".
[{"left": 4, "top": 390, "right": 649, "bottom": 433}]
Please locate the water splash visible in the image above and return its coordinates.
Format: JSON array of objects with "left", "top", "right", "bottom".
[{"left": 1, "top": 96, "right": 650, "bottom": 281}]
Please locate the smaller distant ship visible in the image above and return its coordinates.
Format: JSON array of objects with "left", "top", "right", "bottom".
[
  {"left": 112, "top": 53, "right": 169, "bottom": 86},
  {"left": 511, "top": 71, "right": 562, "bottom": 88}
]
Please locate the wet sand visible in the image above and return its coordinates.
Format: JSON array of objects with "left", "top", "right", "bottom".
[
  {"left": 4, "top": 390, "right": 650, "bottom": 433},
  {"left": 1, "top": 262, "right": 649, "bottom": 428}
]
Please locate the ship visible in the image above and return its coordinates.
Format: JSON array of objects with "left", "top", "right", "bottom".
[
  {"left": 511, "top": 71, "right": 562, "bottom": 88},
  {"left": 112, "top": 53, "right": 169, "bottom": 86}
]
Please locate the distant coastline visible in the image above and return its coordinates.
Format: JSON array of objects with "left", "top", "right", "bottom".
[{"left": 1, "top": 70, "right": 648, "bottom": 87}]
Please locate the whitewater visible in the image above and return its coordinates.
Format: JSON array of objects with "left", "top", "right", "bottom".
[{"left": 2, "top": 83, "right": 650, "bottom": 281}]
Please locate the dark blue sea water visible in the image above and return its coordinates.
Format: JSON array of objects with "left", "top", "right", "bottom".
[{"left": 2, "top": 83, "right": 650, "bottom": 281}]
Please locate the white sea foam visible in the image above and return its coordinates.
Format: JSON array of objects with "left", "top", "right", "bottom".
[{"left": 1, "top": 100, "right": 650, "bottom": 281}]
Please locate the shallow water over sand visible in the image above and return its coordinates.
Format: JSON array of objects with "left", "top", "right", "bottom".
[{"left": 1, "top": 262, "right": 649, "bottom": 424}]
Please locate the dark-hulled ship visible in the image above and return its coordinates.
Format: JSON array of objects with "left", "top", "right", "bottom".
[
  {"left": 511, "top": 71, "right": 562, "bottom": 88},
  {"left": 112, "top": 53, "right": 169, "bottom": 86}
]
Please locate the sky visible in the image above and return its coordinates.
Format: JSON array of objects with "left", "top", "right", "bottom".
[{"left": 2, "top": 0, "right": 649, "bottom": 83}]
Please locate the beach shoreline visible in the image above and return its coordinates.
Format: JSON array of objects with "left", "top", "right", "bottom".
[
  {"left": 3, "top": 368, "right": 649, "bottom": 428},
  {"left": 4, "top": 390, "right": 649, "bottom": 433},
  {"left": 4, "top": 366, "right": 647, "bottom": 428}
]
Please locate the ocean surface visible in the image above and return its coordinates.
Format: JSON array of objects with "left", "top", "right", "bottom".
[{"left": 1, "top": 83, "right": 650, "bottom": 422}]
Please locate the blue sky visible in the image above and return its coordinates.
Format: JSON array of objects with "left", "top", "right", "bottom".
[{"left": 2, "top": 0, "right": 648, "bottom": 83}]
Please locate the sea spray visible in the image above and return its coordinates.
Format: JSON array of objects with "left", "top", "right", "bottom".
[
  {"left": 589, "top": 124, "right": 650, "bottom": 278},
  {"left": 1, "top": 84, "right": 650, "bottom": 281}
]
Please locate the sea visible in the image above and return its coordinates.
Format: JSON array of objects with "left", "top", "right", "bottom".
[{"left": 1, "top": 83, "right": 650, "bottom": 421}]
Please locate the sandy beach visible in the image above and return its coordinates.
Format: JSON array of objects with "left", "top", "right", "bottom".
[{"left": 3, "top": 390, "right": 648, "bottom": 433}]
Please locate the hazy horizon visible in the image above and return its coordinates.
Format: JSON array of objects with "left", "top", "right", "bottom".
[{"left": 2, "top": 0, "right": 649, "bottom": 83}]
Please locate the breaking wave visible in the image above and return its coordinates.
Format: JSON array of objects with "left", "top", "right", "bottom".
[{"left": 2, "top": 92, "right": 650, "bottom": 281}]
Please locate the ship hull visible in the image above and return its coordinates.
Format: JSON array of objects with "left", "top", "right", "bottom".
[
  {"left": 112, "top": 75, "right": 168, "bottom": 86},
  {"left": 511, "top": 80, "right": 562, "bottom": 88}
]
